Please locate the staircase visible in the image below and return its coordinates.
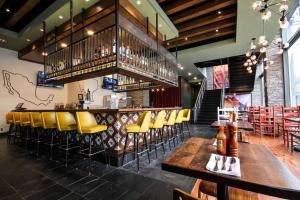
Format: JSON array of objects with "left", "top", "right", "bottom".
[{"left": 196, "top": 89, "right": 221, "bottom": 124}]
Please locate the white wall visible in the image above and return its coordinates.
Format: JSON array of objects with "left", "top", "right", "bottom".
[{"left": 0, "top": 47, "right": 68, "bottom": 132}]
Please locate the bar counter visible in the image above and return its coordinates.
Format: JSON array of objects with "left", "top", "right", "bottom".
[{"left": 15, "top": 107, "right": 181, "bottom": 166}]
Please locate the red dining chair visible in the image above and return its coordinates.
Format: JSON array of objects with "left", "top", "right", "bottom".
[{"left": 282, "top": 107, "right": 300, "bottom": 148}]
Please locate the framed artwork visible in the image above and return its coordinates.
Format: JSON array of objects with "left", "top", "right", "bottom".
[{"left": 78, "top": 94, "right": 84, "bottom": 101}]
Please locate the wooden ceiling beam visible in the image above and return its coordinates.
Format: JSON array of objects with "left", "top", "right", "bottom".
[
  {"left": 0, "top": 0, "right": 6, "bottom": 9},
  {"left": 167, "top": 17, "right": 236, "bottom": 43},
  {"left": 167, "top": 26, "right": 235, "bottom": 49},
  {"left": 177, "top": 8, "right": 236, "bottom": 32},
  {"left": 5, "top": 0, "right": 40, "bottom": 28},
  {"left": 161, "top": 0, "right": 206, "bottom": 15},
  {"left": 170, "top": 0, "right": 237, "bottom": 24}
]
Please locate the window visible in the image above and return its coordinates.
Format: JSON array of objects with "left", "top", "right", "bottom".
[
  {"left": 288, "top": 37, "right": 300, "bottom": 105},
  {"left": 286, "top": 6, "right": 300, "bottom": 41}
]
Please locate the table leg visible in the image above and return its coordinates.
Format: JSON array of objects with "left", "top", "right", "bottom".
[{"left": 217, "top": 183, "right": 229, "bottom": 200}]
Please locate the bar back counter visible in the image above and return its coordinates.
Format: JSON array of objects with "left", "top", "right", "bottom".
[{"left": 14, "top": 107, "right": 180, "bottom": 166}]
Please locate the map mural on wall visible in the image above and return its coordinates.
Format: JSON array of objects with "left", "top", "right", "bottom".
[{"left": 2, "top": 70, "right": 55, "bottom": 106}]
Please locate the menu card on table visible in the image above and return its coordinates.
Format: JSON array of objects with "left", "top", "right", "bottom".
[{"left": 206, "top": 153, "right": 241, "bottom": 177}]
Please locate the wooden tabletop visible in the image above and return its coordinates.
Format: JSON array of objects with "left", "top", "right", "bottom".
[
  {"left": 211, "top": 121, "right": 253, "bottom": 131},
  {"left": 161, "top": 138, "right": 300, "bottom": 199}
]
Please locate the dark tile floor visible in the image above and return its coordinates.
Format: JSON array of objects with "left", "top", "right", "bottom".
[{"left": 0, "top": 125, "right": 216, "bottom": 200}]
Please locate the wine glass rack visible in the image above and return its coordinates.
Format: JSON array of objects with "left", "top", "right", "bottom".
[{"left": 44, "top": 0, "right": 178, "bottom": 89}]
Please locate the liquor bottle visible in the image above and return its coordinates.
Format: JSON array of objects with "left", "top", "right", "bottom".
[
  {"left": 229, "top": 124, "right": 238, "bottom": 157},
  {"left": 216, "top": 126, "right": 227, "bottom": 155}
]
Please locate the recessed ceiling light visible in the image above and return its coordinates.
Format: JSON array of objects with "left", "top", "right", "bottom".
[
  {"left": 218, "top": 10, "right": 222, "bottom": 15},
  {"left": 5, "top": 8, "right": 10, "bottom": 13},
  {"left": 85, "top": 0, "right": 90, "bottom": 2},
  {"left": 26, "top": 38, "right": 31, "bottom": 42},
  {"left": 87, "top": 30, "right": 94, "bottom": 35},
  {"left": 180, "top": 67, "right": 184, "bottom": 70},
  {"left": 40, "top": 28, "right": 44, "bottom": 32},
  {"left": 216, "top": 29, "right": 219, "bottom": 32},
  {"left": 61, "top": 43, "right": 67, "bottom": 48},
  {"left": 198, "top": 82, "right": 201, "bottom": 85},
  {"left": 58, "top": 15, "right": 64, "bottom": 19},
  {"left": 193, "top": 77, "right": 197, "bottom": 80},
  {"left": 188, "top": 73, "right": 192, "bottom": 76},
  {"left": 185, "top": 37, "right": 188, "bottom": 41},
  {"left": 136, "top": 0, "right": 142, "bottom": 5}
]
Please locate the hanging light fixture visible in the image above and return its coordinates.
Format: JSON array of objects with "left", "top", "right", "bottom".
[{"left": 253, "top": 0, "right": 290, "bottom": 29}]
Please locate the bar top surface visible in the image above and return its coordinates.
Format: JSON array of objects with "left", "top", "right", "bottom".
[{"left": 13, "top": 107, "right": 182, "bottom": 113}]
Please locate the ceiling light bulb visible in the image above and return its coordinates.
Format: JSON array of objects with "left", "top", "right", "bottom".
[
  {"left": 249, "top": 70, "right": 253, "bottom": 74},
  {"left": 185, "top": 37, "right": 188, "bottom": 41},
  {"left": 136, "top": 0, "right": 142, "bottom": 5},
  {"left": 87, "top": 30, "right": 94, "bottom": 35},
  {"left": 249, "top": 62, "right": 253, "bottom": 66},
  {"left": 40, "top": 28, "right": 44, "bottom": 32},
  {"left": 215, "top": 29, "right": 219, "bottom": 32},
  {"left": 261, "top": 10, "right": 272, "bottom": 21},
  {"left": 244, "top": 62, "right": 249, "bottom": 67},
  {"left": 253, "top": 60, "right": 258, "bottom": 65},
  {"left": 247, "top": 59, "right": 251, "bottom": 63},
  {"left": 275, "top": 37, "right": 283, "bottom": 43},
  {"left": 247, "top": 67, "right": 252, "bottom": 71},
  {"left": 42, "top": 52, "right": 48, "bottom": 56},
  {"left": 61, "top": 43, "right": 67, "bottom": 48},
  {"left": 251, "top": 55, "right": 257, "bottom": 60},
  {"left": 85, "top": 0, "right": 90, "bottom": 2},
  {"left": 246, "top": 51, "right": 251, "bottom": 57},
  {"left": 218, "top": 10, "right": 222, "bottom": 15},
  {"left": 279, "top": 4, "right": 288, "bottom": 12},
  {"left": 188, "top": 73, "right": 192, "bottom": 76},
  {"left": 260, "top": 47, "right": 267, "bottom": 53},
  {"left": 58, "top": 15, "right": 63, "bottom": 19},
  {"left": 264, "top": 65, "right": 269, "bottom": 70},
  {"left": 269, "top": 60, "right": 274, "bottom": 65},
  {"left": 279, "top": 17, "right": 289, "bottom": 29},
  {"left": 180, "top": 67, "right": 184, "bottom": 70},
  {"left": 5, "top": 8, "right": 10, "bottom": 12},
  {"left": 258, "top": 35, "right": 266, "bottom": 45},
  {"left": 277, "top": 48, "right": 284, "bottom": 54},
  {"left": 26, "top": 38, "right": 31, "bottom": 42},
  {"left": 252, "top": 1, "right": 262, "bottom": 11},
  {"left": 283, "top": 42, "right": 289, "bottom": 48},
  {"left": 250, "top": 44, "right": 256, "bottom": 50},
  {"left": 193, "top": 77, "right": 197, "bottom": 80}
]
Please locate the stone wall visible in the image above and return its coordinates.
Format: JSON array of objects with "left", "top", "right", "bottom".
[
  {"left": 266, "top": 43, "right": 285, "bottom": 106},
  {"left": 251, "top": 64, "right": 263, "bottom": 106}
]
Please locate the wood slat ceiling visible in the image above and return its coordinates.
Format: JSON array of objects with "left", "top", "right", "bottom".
[
  {"left": 0, "top": 0, "right": 54, "bottom": 32},
  {"left": 157, "top": 0, "right": 237, "bottom": 51}
]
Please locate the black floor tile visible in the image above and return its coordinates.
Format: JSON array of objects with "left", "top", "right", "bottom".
[
  {"left": 58, "top": 193, "right": 86, "bottom": 200},
  {"left": 0, "top": 178, "right": 16, "bottom": 199},
  {"left": 84, "top": 181, "right": 128, "bottom": 200},
  {"left": 67, "top": 175, "right": 106, "bottom": 196},
  {"left": 137, "top": 180, "right": 176, "bottom": 200},
  {"left": 25, "top": 184, "right": 70, "bottom": 200},
  {"left": 102, "top": 169, "right": 155, "bottom": 193}
]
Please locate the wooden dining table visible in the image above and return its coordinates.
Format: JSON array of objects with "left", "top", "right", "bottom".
[
  {"left": 161, "top": 137, "right": 300, "bottom": 200},
  {"left": 210, "top": 121, "right": 253, "bottom": 131}
]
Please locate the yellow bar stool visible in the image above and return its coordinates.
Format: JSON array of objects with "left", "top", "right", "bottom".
[
  {"left": 6, "top": 112, "right": 14, "bottom": 144},
  {"left": 174, "top": 109, "right": 184, "bottom": 143},
  {"left": 149, "top": 110, "right": 166, "bottom": 158},
  {"left": 122, "top": 111, "right": 151, "bottom": 171},
  {"left": 56, "top": 112, "right": 78, "bottom": 167},
  {"left": 182, "top": 109, "right": 191, "bottom": 138},
  {"left": 163, "top": 110, "right": 177, "bottom": 150},
  {"left": 13, "top": 112, "right": 21, "bottom": 143},
  {"left": 30, "top": 112, "right": 43, "bottom": 156},
  {"left": 76, "top": 112, "right": 108, "bottom": 175},
  {"left": 41, "top": 112, "right": 57, "bottom": 160},
  {"left": 20, "top": 112, "right": 31, "bottom": 148}
]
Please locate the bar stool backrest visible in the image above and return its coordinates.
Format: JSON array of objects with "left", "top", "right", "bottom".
[
  {"left": 173, "top": 188, "right": 200, "bottom": 200},
  {"left": 183, "top": 109, "right": 191, "bottom": 121},
  {"left": 75, "top": 112, "right": 97, "bottom": 134},
  {"left": 42, "top": 112, "right": 57, "bottom": 129},
  {"left": 175, "top": 110, "right": 184, "bottom": 124},
  {"left": 56, "top": 112, "right": 76, "bottom": 132},
  {"left": 20, "top": 112, "right": 30, "bottom": 125},
  {"left": 30, "top": 112, "right": 42, "bottom": 128},
  {"left": 13, "top": 112, "right": 21, "bottom": 123},
  {"left": 166, "top": 110, "right": 177, "bottom": 126},
  {"left": 139, "top": 111, "right": 151, "bottom": 133},
  {"left": 6, "top": 112, "right": 13, "bottom": 124},
  {"left": 152, "top": 110, "right": 166, "bottom": 129}
]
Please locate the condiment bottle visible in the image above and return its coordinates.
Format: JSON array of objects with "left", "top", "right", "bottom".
[
  {"left": 216, "top": 126, "right": 227, "bottom": 155},
  {"left": 229, "top": 125, "right": 239, "bottom": 157}
]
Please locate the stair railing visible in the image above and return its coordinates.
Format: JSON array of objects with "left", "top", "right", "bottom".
[{"left": 193, "top": 78, "right": 207, "bottom": 123}]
